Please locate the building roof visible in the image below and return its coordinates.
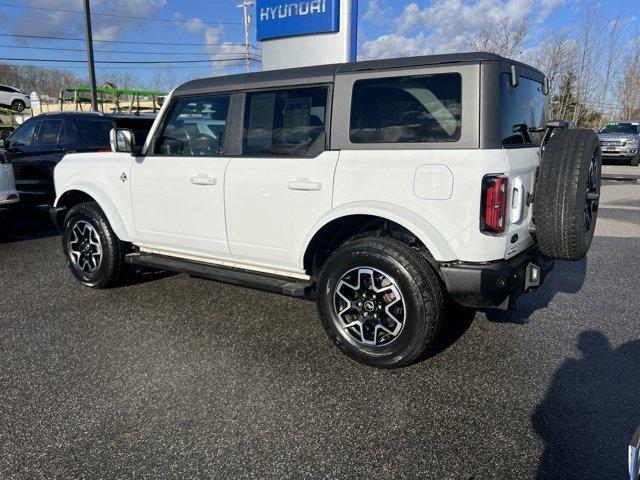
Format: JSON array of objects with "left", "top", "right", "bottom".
[{"left": 174, "top": 52, "right": 544, "bottom": 97}]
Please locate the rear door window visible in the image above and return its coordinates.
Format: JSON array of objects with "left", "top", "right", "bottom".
[
  {"left": 350, "top": 74, "right": 462, "bottom": 144},
  {"left": 243, "top": 87, "right": 328, "bottom": 157},
  {"left": 501, "top": 74, "right": 548, "bottom": 146},
  {"left": 34, "top": 119, "right": 63, "bottom": 145}
]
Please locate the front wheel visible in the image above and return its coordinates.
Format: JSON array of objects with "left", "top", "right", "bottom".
[
  {"left": 62, "top": 202, "right": 127, "bottom": 288},
  {"left": 316, "top": 237, "right": 445, "bottom": 368},
  {"left": 631, "top": 155, "right": 639, "bottom": 167}
]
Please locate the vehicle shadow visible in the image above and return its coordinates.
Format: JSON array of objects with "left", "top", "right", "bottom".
[
  {"left": 0, "top": 205, "right": 58, "bottom": 243},
  {"left": 532, "top": 331, "right": 640, "bottom": 479},
  {"left": 423, "top": 300, "right": 476, "bottom": 360},
  {"left": 485, "top": 258, "right": 588, "bottom": 325}
]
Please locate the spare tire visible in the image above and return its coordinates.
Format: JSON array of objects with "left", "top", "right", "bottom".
[{"left": 534, "top": 128, "right": 601, "bottom": 260}]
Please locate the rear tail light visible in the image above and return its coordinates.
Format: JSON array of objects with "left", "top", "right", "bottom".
[
  {"left": 481, "top": 175, "right": 508, "bottom": 235},
  {"left": 98, "top": 148, "right": 111, "bottom": 152}
]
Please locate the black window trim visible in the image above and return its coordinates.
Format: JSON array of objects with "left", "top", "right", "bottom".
[
  {"left": 236, "top": 82, "right": 333, "bottom": 159},
  {"left": 149, "top": 92, "right": 233, "bottom": 157}
]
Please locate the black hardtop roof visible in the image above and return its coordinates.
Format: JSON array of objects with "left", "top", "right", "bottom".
[
  {"left": 35, "top": 111, "right": 156, "bottom": 120},
  {"left": 174, "top": 52, "right": 544, "bottom": 97}
]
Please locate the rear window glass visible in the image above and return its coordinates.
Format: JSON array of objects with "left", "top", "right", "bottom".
[
  {"left": 115, "top": 118, "right": 155, "bottom": 145},
  {"left": 350, "top": 73, "right": 462, "bottom": 144},
  {"left": 501, "top": 74, "right": 548, "bottom": 146},
  {"left": 62, "top": 119, "right": 112, "bottom": 148}
]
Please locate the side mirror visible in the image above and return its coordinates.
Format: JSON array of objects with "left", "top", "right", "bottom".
[{"left": 110, "top": 128, "right": 136, "bottom": 154}]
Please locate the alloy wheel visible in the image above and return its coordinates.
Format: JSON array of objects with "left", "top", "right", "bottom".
[{"left": 333, "top": 267, "right": 406, "bottom": 347}]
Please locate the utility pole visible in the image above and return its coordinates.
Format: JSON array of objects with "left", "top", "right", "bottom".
[
  {"left": 236, "top": 0, "right": 254, "bottom": 73},
  {"left": 82, "top": 0, "right": 98, "bottom": 111}
]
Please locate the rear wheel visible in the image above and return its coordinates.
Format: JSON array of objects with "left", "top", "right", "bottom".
[
  {"left": 10, "top": 99, "right": 25, "bottom": 112},
  {"left": 62, "top": 202, "right": 127, "bottom": 288},
  {"left": 317, "top": 237, "right": 444, "bottom": 368},
  {"left": 534, "top": 129, "right": 602, "bottom": 260}
]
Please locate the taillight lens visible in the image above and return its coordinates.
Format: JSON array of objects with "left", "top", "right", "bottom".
[{"left": 481, "top": 175, "right": 508, "bottom": 235}]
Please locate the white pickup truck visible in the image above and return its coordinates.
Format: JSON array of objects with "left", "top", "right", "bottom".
[{"left": 50, "top": 53, "right": 601, "bottom": 367}]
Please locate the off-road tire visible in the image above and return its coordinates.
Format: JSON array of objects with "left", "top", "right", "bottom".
[
  {"left": 631, "top": 154, "right": 639, "bottom": 167},
  {"left": 10, "top": 100, "right": 25, "bottom": 112},
  {"left": 317, "top": 237, "right": 445, "bottom": 368},
  {"left": 62, "top": 202, "right": 127, "bottom": 288},
  {"left": 534, "top": 129, "right": 601, "bottom": 261}
]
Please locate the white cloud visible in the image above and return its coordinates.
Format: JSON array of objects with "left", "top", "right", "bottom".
[
  {"left": 360, "top": 33, "right": 432, "bottom": 60},
  {"left": 361, "top": 0, "right": 565, "bottom": 60},
  {"left": 363, "top": 0, "right": 394, "bottom": 26}
]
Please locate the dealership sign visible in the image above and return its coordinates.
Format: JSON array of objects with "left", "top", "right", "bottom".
[{"left": 256, "top": 0, "right": 340, "bottom": 41}]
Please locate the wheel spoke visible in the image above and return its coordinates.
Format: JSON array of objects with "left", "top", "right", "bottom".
[
  {"left": 67, "top": 220, "right": 102, "bottom": 275},
  {"left": 333, "top": 266, "right": 406, "bottom": 347}
]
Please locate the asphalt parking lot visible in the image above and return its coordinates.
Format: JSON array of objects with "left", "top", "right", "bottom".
[{"left": 1, "top": 165, "right": 639, "bottom": 480}]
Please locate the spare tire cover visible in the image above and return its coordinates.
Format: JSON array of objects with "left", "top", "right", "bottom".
[{"left": 534, "top": 128, "right": 602, "bottom": 261}]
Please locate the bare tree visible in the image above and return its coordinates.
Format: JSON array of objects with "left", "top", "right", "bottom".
[
  {"left": 616, "top": 33, "right": 640, "bottom": 119},
  {"left": 467, "top": 17, "right": 530, "bottom": 58}
]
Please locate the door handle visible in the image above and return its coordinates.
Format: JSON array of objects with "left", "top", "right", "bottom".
[
  {"left": 287, "top": 179, "right": 322, "bottom": 191},
  {"left": 189, "top": 175, "right": 216, "bottom": 186}
]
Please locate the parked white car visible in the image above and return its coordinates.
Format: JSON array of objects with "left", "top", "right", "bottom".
[
  {"left": 0, "top": 151, "right": 19, "bottom": 235},
  {"left": 0, "top": 85, "right": 31, "bottom": 112},
  {"left": 50, "top": 53, "right": 602, "bottom": 367}
]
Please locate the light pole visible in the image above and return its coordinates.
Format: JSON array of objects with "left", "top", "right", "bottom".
[
  {"left": 82, "top": 0, "right": 98, "bottom": 111},
  {"left": 236, "top": 0, "right": 254, "bottom": 73}
]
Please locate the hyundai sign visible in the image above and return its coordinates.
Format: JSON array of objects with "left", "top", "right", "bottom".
[{"left": 256, "top": 0, "right": 340, "bottom": 41}]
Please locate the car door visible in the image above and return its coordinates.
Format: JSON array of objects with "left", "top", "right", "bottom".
[
  {"left": 13, "top": 117, "right": 65, "bottom": 203},
  {"left": 130, "top": 94, "right": 232, "bottom": 259},
  {"left": 0, "top": 86, "right": 11, "bottom": 106},
  {"left": 224, "top": 85, "right": 338, "bottom": 272}
]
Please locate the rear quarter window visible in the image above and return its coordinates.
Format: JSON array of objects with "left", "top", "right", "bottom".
[{"left": 349, "top": 73, "right": 462, "bottom": 144}]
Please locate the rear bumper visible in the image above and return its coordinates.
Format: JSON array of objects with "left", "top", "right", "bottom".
[{"left": 440, "top": 247, "right": 554, "bottom": 310}]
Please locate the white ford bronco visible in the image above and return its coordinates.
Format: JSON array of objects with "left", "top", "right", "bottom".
[{"left": 51, "top": 53, "right": 602, "bottom": 368}]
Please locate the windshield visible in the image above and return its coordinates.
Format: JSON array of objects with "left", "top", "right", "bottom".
[{"left": 599, "top": 122, "right": 639, "bottom": 135}]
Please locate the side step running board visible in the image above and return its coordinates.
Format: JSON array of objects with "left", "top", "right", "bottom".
[{"left": 125, "top": 252, "right": 315, "bottom": 298}]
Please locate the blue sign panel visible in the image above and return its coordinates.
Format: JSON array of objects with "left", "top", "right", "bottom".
[{"left": 256, "top": 0, "right": 340, "bottom": 41}]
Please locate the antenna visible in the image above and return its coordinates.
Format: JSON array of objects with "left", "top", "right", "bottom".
[{"left": 236, "top": 0, "right": 255, "bottom": 73}]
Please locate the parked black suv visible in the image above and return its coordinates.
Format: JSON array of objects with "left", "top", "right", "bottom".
[{"left": 3, "top": 112, "right": 155, "bottom": 205}]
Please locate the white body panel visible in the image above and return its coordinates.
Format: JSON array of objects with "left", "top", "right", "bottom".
[
  {"left": 54, "top": 145, "right": 539, "bottom": 271},
  {"left": 0, "top": 163, "right": 18, "bottom": 205},
  {"left": 130, "top": 155, "right": 230, "bottom": 258},
  {"left": 333, "top": 148, "right": 537, "bottom": 263},
  {"left": 53, "top": 152, "right": 136, "bottom": 241},
  {"left": 225, "top": 152, "right": 339, "bottom": 271}
]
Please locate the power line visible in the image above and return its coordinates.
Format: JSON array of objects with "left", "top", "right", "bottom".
[
  {"left": 0, "top": 33, "right": 260, "bottom": 49},
  {"left": 0, "top": 2, "right": 243, "bottom": 26},
  {"left": 0, "top": 57, "right": 261, "bottom": 65},
  {"left": 0, "top": 44, "right": 261, "bottom": 58},
  {"left": 0, "top": 62, "right": 248, "bottom": 71}
]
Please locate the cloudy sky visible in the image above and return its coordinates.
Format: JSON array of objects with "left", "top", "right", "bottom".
[{"left": 0, "top": 0, "right": 636, "bottom": 84}]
